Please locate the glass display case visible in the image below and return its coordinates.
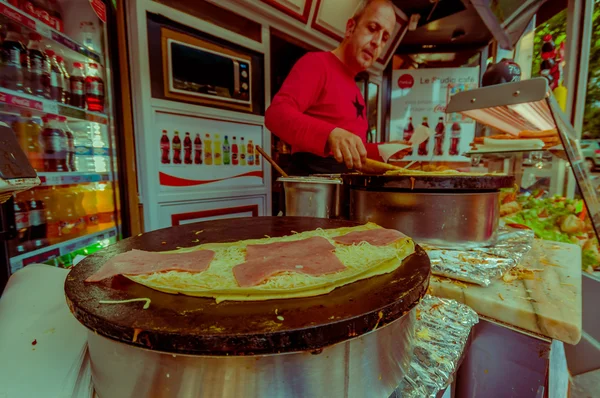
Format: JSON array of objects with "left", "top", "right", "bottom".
[
  {"left": 447, "top": 78, "right": 600, "bottom": 275},
  {"left": 0, "top": 0, "right": 120, "bottom": 279}
]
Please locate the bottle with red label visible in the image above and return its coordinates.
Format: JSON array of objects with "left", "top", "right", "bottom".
[
  {"left": 418, "top": 117, "right": 430, "bottom": 156},
  {"left": 0, "top": 24, "right": 26, "bottom": 92},
  {"left": 403, "top": 117, "right": 414, "bottom": 155},
  {"left": 449, "top": 122, "right": 461, "bottom": 156},
  {"left": 160, "top": 129, "right": 170, "bottom": 164},
  {"left": 434, "top": 117, "right": 445, "bottom": 156},
  {"left": 183, "top": 132, "right": 192, "bottom": 164},
  {"left": 26, "top": 189, "right": 47, "bottom": 246},
  {"left": 85, "top": 63, "right": 105, "bottom": 112},
  {"left": 232, "top": 136, "right": 239, "bottom": 165},
  {"left": 41, "top": 115, "right": 68, "bottom": 172},
  {"left": 26, "top": 32, "right": 50, "bottom": 98},
  {"left": 56, "top": 55, "right": 70, "bottom": 104},
  {"left": 172, "top": 131, "right": 182, "bottom": 164},
  {"left": 194, "top": 133, "right": 202, "bottom": 164},
  {"left": 70, "top": 62, "right": 86, "bottom": 108},
  {"left": 45, "top": 49, "right": 63, "bottom": 102}
]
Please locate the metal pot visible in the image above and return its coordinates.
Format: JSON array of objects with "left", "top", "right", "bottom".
[
  {"left": 349, "top": 189, "right": 500, "bottom": 249},
  {"left": 88, "top": 309, "right": 416, "bottom": 398},
  {"left": 279, "top": 176, "right": 346, "bottom": 219}
]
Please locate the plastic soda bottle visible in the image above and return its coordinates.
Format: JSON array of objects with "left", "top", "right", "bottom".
[
  {"left": 85, "top": 63, "right": 105, "bottom": 112},
  {"left": 232, "top": 136, "right": 238, "bottom": 166},
  {"left": 223, "top": 135, "right": 230, "bottom": 165},
  {"left": 61, "top": 116, "right": 76, "bottom": 171},
  {"left": 160, "top": 130, "right": 170, "bottom": 164},
  {"left": 172, "top": 131, "right": 182, "bottom": 164},
  {"left": 194, "top": 133, "right": 202, "bottom": 165},
  {"left": 240, "top": 137, "right": 246, "bottom": 165},
  {"left": 42, "top": 186, "right": 61, "bottom": 244},
  {"left": 247, "top": 139, "right": 254, "bottom": 166},
  {"left": 82, "top": 184, "right": 99, "bottom": 229},
  {"left": 25, "top": 116, "right": 43, "bottom": 171},
  {"left": 183, "top": 132, "right": 192, "bottom": 164},
  {"left": 403, "top": 117, "right": 414, "bottom": 155},
  {"left": 434, "top": 117, "right": 445, "bottom": 156},
  {"left": 213, "top": 134, "right": 222, "bottom": 165},
  {"left": 97, "top": 182, "right": 115, "bottom": 224},
  {"left": 418, "top": 117, "right": 430, "bottom": 156},
  {"left": 204, "top": 134, "right": 212, "bottom": 165}
]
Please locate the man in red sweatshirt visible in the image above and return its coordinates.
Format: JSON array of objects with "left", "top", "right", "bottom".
[{"left": 265, "top": 0, "right": 398, "bottom": 175}]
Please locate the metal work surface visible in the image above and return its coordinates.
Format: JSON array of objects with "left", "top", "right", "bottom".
[
  {"left": 88, "top": 310, "right": 415, "bottom": 398},
  {"left": 65, "top": 217, "right": 430, "bottom": 356},
  {"left": 349, "top": 190, "right": 500, "bottom": 249}
]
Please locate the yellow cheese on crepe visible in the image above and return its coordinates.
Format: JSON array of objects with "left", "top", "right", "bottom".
[{"left": 127, "top": 223, "right": 414, "bottom": 302}]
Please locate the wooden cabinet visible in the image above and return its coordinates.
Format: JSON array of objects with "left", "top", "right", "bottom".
[
  {"left": 259, "top": 0, "right": 313, "bottom": 23},
  {"left": 310, "top": 0, "right": 361, "bottom": 41}
]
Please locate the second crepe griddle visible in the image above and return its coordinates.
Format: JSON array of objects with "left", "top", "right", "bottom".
[{"left": 65, "top": 217, "right": 430, "bottom": 356}]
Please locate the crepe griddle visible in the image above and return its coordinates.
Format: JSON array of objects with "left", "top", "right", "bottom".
[
  {"left": 65, "top": 217, "right": 430, "bottom": 356},
  {"left": 342, "top": 173, "right": 515, "bottom": 191}
]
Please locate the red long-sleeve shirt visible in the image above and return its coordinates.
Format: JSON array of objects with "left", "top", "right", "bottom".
[{"left": 265, "top": 51, "right": 381, "bottom": 160}]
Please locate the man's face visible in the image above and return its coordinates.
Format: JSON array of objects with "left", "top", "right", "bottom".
[{"left": 345, "top": 1, "right": 396, "bottom": 71}]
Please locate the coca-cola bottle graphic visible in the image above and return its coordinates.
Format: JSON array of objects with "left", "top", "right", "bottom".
[
  {"left": 403, "top": 117, "right": 414, "bottom": 155},
  {"left": 449, "top": 122, "right": 461, "bottom": 156},
  {"left": 194, "top": 133, "right": 202, "bottom": 164},
  {"left": 160, "top": 129, "right": 170, "bottom": 164},
  {"left": 418, "top": 117, "right": 430, "bottom": 156},
  {"left": 172, "top": 131, "right": 182, "bottom": 164},
  {"left": 183, "top": 132, "right": 192, "bottom": 164},
  {"left": 232, "top": 136, "right": 239, "bottom": 166},
  {"left": 434, "top": 117, "right": 445, "bottom": 156}
]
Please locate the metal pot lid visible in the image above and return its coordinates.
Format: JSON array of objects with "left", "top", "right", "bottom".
[
  {"left": 277, "top": 176, "right": 343, "bottom": 184},
  {"left": 65, "top": 217, "right": 430, "bottom": 356},
  {"left": 342, "top": 173, "right": 515, "bottom": 191}
]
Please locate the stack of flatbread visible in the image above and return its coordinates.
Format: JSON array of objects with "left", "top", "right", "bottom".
[{"left": 470, "top": 129, "right": 560, "bottom": 151}]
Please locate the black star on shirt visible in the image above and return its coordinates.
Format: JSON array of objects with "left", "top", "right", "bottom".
[{"left": 353, "top": 96, "right": 365, "bottom": 119}]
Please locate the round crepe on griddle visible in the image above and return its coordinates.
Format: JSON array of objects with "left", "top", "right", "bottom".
[{"left": 125, "top": 223, "right": 414, "bottom": 302}]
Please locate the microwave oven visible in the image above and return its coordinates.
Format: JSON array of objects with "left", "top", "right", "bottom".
[{"left": 161, "top": 27, "right": 254, "bottom": 113}]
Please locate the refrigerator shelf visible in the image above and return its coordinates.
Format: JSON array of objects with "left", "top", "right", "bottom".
[
  {"left": 0, "top": 1, "right": 103, "bottom": 64},
  {"left": 10, "top": 226, "right": 117, "bottom": 273},
  {"left": 37, "top": 171, "right": 113, "bottom": 186},
  {"left": 0, "top": 87, "right": 109, "bottom": 124}
]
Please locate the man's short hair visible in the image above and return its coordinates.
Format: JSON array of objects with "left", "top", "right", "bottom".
[{"left": 352, "top": 0, "right": 395, "bottom": 22}]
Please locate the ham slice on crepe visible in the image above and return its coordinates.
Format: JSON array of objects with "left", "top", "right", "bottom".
[
  {"left": 333, "top": 228, "right": 406, "bottom": 246},
  {"left": 85, "top": 249, "right": 215, "bottom": 282},
  {"left": 233, "top": 237, "right": 346, "bottom": 287}
]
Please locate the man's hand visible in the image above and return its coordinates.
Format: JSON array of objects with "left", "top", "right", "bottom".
[{"left": 327, "top": 128, "right": 367, "bottom": 170}]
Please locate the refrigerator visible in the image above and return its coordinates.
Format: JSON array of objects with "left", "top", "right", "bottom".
[{"left": 0, "top": 0, "right": 125, "bottom": 293}]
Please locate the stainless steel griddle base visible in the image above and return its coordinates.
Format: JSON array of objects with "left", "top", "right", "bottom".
[{"left": 89, "top": 309, "right": 416, "bottom": 398}]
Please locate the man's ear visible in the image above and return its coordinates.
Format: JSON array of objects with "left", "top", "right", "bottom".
[{"left": 345, "top": 18, "right": 356, "bottom": 38}]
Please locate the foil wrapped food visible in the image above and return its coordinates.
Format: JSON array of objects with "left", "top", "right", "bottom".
[
  {"left": 392, "top": 295, "right": 479, "bottom": 398},
  {"left": 425, "top": 227, "right": 534, "bottom": 286}
]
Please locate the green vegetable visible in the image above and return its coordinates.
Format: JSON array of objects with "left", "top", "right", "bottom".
[{"left": 582, "top": 250, "right": 598, "bottom": 270}]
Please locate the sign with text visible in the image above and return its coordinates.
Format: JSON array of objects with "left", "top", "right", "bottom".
[
  {"left": 391, "top": 67, "right": 479, "bottom": 162},
  {"left": 155, "top": 112, "right": 264, "bottom": 192}
]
